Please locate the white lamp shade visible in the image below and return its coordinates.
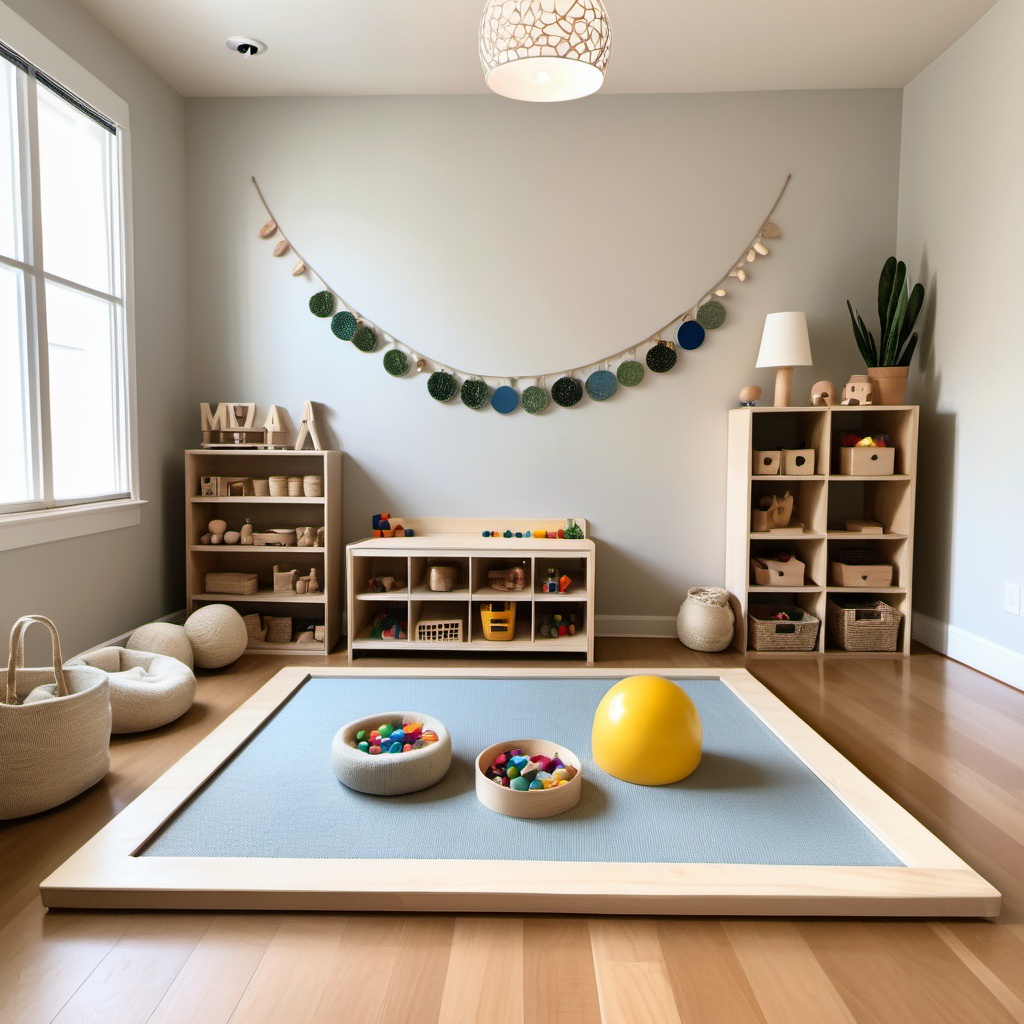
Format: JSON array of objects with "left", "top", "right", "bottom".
[
  {"left": 480, "top": 0, "right": 612, "bottom": 103},
  {"left": 756, "top": 312, "right": 812, "bottom": 368}
]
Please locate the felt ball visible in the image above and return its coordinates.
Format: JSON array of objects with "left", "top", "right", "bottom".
[
  {"left": 676, "top": 320, "right": 706, "bottom": 350},
  {"left": 126, "top": 622, "right": 194, "bottom": 670},
  {"left": 617, "top": 360, "right": 645, "bottom": 387},
  {"left": 695, "top": 300, "right": 726, "bottom": 330},
  {"left": 646, "top": 343, "right": 678, "bottom": 373},
  {"left": 552, "top": 376, "right": 583, "bottom": 407},
  {"left": 351, "top": 325, "right": 378, "bottom": 352},
  {"left": 427, "top": 371, "right": 458, "bottom": 402},
  {"left": 461, "top": 378, "right": 489, "bottom": 409},
  {"left": 383, "top": 349, "right": 409, "bottom": 377},
  {"left": 521, "top": 385, "right": 549, "bottom": 415},
  {"left": 183, "top": 604, "right": 248, "bottom": 670},
  {"left": 491, "top": 385, "right": 520, "bottom": 414},
  {"left": 331, "top": 310, "right": 358, "bottom": 340},
  {"left": 308, "top": 290, "right": 335, "bottom": 318},
  {"left": 592, "top": 675, "right": 702, "bottom": 785},
  {"left": 585, "top": 369, "right": 618, "bottom": 402}
]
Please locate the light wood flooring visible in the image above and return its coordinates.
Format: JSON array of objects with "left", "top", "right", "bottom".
[{"left": 2, "top": 639, "right": 1023, "bottom": 1024}]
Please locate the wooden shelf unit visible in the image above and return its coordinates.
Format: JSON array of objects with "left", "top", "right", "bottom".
[
  {"left": 185, "top": 449, "right": 343, "bottom": 655},
  {"left": 726, "top": 406, "right": 918, "bottom": 655},
  {"left": 346, "top": 518, "right": 595, "bottom": 660}
]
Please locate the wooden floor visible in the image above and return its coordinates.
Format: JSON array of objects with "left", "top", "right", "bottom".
[{"left": 2, "top": 639, "right": 1023, "bottom": 1024}]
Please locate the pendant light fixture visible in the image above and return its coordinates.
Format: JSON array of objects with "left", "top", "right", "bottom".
[{"left": 479, "top": 0, "right": 612, "bottom": 103}]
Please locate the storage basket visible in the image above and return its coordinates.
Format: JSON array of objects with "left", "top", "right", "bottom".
[
  {"left": 827, "top": 599, "right": 902, "bottom": 652},
  {"left": 264, "top": 616, "right": 293, "bottom": 644},
  {"left": 0, "top": 615, "right": 111, "bottom": 819},
  {"left": 829, "top": 550, "right": 894, "bottom": 587},
  {"left": 205, "top": 571, "right": 259, "bottom": 595},
  {"left": 414, "top": 619, "right": 463, "bottom": 642},
  {"left": 747, "top": 605, "right": 820, "bottom": 652},
  {"left": 676, "top": 587, "right": 734, "bottom": 652},
  {"left": 751, "top": 555, "right": 805, "bottom": 586},
  {"left": 839, "top": 446, "right": 896, "bottom": 476},
  {"left": 480, "top": 602, "right": 516, "bottom": 641}
]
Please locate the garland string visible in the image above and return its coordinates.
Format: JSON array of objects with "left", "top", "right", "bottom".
[{"left": 251, "top": 173, "right": 791, "bottom": 385}]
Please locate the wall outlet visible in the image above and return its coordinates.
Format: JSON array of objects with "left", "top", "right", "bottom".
[{"left": 1005, "top": 582, "right": 1021, "bottom": 616}]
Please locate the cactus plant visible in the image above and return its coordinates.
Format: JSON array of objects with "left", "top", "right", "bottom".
[{"left": 846, "top": 257, "right": 925, "bottom": 367}]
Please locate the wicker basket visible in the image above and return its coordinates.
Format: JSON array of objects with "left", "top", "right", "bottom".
[
  {"left": 205, "top": 572, "right": 258, "bottom": 595},
  {"left": 747, "top": 605, "right": 820, "bottom": 652},
  {"left": 827, "top": 599, "right": 902, "bottom": 652},
  {"left": 676, "top": 587, "right": 734, "bottom": 652}
]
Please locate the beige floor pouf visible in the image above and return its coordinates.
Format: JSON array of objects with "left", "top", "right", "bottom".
[
  {"left": 67, "top": 647, "right": 196, "bottom": 734},
  {"left": 126, "top": 622, "right": 194, "bottom": 670},
  {"left": 184, "top": 604, "right": 249, "bottom": 669},
  {"left": 0, "top": 615, "right": 110, "bottom": 820}
]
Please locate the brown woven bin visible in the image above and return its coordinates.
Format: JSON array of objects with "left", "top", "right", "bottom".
[
  {"left": 827, "top": 599, "right": 902, "bottom": 651},
  {"left": 747, "top": 605, "right": 820, "bottom": 652}
]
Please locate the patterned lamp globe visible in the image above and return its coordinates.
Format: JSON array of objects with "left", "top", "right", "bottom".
[{"left": 479, "top": 0, "right": 612, "bottom": 103}]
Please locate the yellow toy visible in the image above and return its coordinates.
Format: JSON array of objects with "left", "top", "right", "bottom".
[{"left": 591, "top": 675, "right": 702, "bottom": 785}]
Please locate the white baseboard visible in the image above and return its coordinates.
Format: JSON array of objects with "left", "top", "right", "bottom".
[
  {"left": 913, "top": 612, "right": 1024, "bottom": 692},
  {"left": 596, "top": 614, "right": 677, "bottom": 639}
]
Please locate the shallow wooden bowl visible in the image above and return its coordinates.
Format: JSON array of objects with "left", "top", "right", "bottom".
[{"left": 475, "top": 738, "right": 582, "bottom": 819}]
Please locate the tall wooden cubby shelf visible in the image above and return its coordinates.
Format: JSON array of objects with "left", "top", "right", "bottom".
[
  {"left": 185, "top": 450, "right": 342, "bottom": 655},
  {"left": 726, "top": 406, "right": 918, "bottom": 655}
]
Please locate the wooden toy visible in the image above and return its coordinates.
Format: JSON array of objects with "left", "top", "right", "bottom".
[
  {"left": 296, "top": 527, "right": 316, "bottom": 547},
  {"left": 208, "top": 519, "right": 227, "bottom": 545},
  {"left": 751, "top": 492, "right": 795, "bottom": 532},
  {"left": 240, "top": 520, "right": 254, "bottom": 545},
  {"left": 810, "top": 380, "right": 837, "bottom": 406},
  {"left": 273, "top": 566, "right": 298, "bottom": 593},
  {"left": 298, "top": 569, "right": 319, "bottom": 595},
  {"left": 263, "top": 405, "right": 289, "bottom": 448},
  {"left": 841, "top": 375, "right": 873, "bottom": 405},
  {"left": 200, "top": 403, "right": 265, "bottom": 447},
  {"left": 294, "top": 401, "right": 323, "bottom": 451},
  {"left": 223, "top": 530, "right": 241, "bottom": 545},
  {"left": 739, "top": 384, "right": 762, "bottom": 406}
]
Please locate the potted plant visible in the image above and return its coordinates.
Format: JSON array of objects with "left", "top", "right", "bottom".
[{"left": 846, "top": 257, "right": 924, "bottom": 405}]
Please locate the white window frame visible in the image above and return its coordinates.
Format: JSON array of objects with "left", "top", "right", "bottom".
[{"left": 0, "top": 2, "right": 143, "bottom": 551}]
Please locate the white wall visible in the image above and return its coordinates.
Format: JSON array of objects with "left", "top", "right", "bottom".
[
  {"left": 898, "top": 0, "right": 1024, "bottom": 684},
  {"left": 186, "top": 90, "right": 902, "bottom": 631},
  {"left": 0, "top": 0, "right": 190, "bottom": 659}
]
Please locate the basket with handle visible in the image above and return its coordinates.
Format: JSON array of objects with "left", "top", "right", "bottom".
[{"left": 0, "top": 615, "right": 111, "bottom": 820}]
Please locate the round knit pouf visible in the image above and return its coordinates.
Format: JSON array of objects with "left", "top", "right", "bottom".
[
  {"left": 126, "top": 622, "right": 194, "bottom": 670},
  {"left": 184, "top": 604, "right": 248, "bottom": 669},
  {"left": 332, "top": 711, "right": 452, "bottom": 795},
  {"left": 676, "top": 587, "right": 735, "bottom": 652}
]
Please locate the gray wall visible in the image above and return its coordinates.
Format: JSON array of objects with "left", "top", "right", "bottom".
[
  {"left": 185, "top": 90, "right": 902, "bottom": 631},
  {"left": 0, "top": 0, "right": 189, "bottom": 659},
  {"left": 898, "top": 0, "right": 1024, "bottom": 673}
]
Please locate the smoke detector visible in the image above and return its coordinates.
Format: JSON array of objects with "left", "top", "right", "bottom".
[{"left": 226, "top": 36, "right": 268, "bottom": 58}]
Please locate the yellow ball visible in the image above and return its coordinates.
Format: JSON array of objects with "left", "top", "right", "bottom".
[{"left": 592, "top": 675, "right": 702, "bottom": 785}]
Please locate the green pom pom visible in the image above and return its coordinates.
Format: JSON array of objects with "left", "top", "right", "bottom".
[
  {"left": 383, "top": 349, "right": 408, "bottom": 377},
  {"left": 646, "top": 343, "right": 677, "bottom": 373},
  {"left": 585, "top": 369, "right": 617, "bottom": 402},
  {"left": 331, "top": 311, "right": 357, "bottom": 340},
  {"left": 552, "top": 376, "right": 583, "bottom": 408},
  {"left": 460, "top": 379, "right": 489, "bottom": 409},
  {"left": 617, "top": 360, "right": 645, "bottom": 387},
  {"left": 521, "top": 385, "right": 549, "bottom": 415},
  {"left": 309, "top": 290, "right": 335, "bottom": 318},
  {"left": 696, "top": 300, "right": 726, "bottom": 330},
  {"left": 351, "top": 325, "right": 378, "bottom": 352},
  {"left": 428, "top": 371, "right": 457, "bottom": 402}
]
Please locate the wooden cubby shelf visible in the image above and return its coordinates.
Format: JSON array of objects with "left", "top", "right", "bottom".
[
  {"left": 346, "top": 517, "right": 595, "bottom": 660},
  {"left": 185, "top": 449, "right": 343, "bottom": 655},
  {"left": 726, "top": 406, "right": 918, "bottom": 655}
]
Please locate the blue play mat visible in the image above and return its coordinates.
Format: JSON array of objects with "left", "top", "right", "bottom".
[{"left": 142, "top": 675, "right": 903, "bottom": 867}]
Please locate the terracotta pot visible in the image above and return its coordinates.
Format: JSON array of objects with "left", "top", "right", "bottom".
[{"left": 866, "top": 365, "right": 909, "bottom": 406}]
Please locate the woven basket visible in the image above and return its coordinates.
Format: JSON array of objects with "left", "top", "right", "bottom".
[
  {"left": 676, "top": 587, "right": 735, "bottom": 652},
  {"left": 827, "top": 599, "right": 902, "bottom": 652},
  {"left": 0, "top": 615, "right": 111, "bottom": 819},
  {"left": 747, "top": 605, "right": 820, "bottom": 652}
]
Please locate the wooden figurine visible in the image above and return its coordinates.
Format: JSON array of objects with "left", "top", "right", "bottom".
[
  {"left": 199, "top": 402, "right": 266, "bottom": 446},
  {"left": 739, "top": 385, "right": 762, "bottom": 407},
  {"left": 273, "top": 566, "right": 298, "bottom": 593},
  {"left": 297, "top": 568, "right": 319, "bottom": 594},
  {"left": 296, "top": 527, "right": 316, "bottom": 547},
  {"left": 841, "top": 375, "right": 873, "bottom": 406},
  {"left": 294, "top": 401, "right": 323, "bottom": 451},
  {"left": 810, "top": 380, "right": 837, "bottom": 406}
]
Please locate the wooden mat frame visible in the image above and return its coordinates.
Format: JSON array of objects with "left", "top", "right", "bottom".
[{"left": 40, "top": 667, "right": 1000, "bottom": 917}]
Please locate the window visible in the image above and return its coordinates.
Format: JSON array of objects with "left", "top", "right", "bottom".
[{"left": 0, "top": 41, "right": 131, "bottom": 517}]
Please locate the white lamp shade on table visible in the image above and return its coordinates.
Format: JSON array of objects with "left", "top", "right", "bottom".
[{"left": 756, "top": 311, "right": 812, "bottom": 407}]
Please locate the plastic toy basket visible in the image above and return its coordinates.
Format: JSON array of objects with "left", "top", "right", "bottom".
[
  {"left": 479, "top": 602, "right": 516, "bottom": 641},
  {"left": 747, "top": 605, "right": 820, "bottom": 652},
  {"left": 414, "top": 619, "right": 463, "bottom": 643}
]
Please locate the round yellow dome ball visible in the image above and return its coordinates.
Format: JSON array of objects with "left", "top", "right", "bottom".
[{"left": 592, "top": 675, "right": 702, "bottom": 785}]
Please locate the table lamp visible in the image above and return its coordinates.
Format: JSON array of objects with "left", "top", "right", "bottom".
[{"left": 756, "top": 311, "right": 812, "bottom": 407}]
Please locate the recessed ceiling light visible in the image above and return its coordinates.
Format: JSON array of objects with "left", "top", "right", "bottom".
[{"left": 225, "top": 36, "right": 268, "bottom": 58}]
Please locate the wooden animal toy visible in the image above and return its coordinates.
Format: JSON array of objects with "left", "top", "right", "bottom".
[
  {"left": 810, "top": 380, "right": 837, "bottom": 406},
  {"left": 208, "top": 519, "right": 227, "bottom": 545},
  {"left": 841, "top": 375, "right": 873, "bottom": 405}
]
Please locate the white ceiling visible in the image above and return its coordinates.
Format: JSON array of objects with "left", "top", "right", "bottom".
[{"left": 73, "top": 0, "right": 997, "bottom": 98}]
